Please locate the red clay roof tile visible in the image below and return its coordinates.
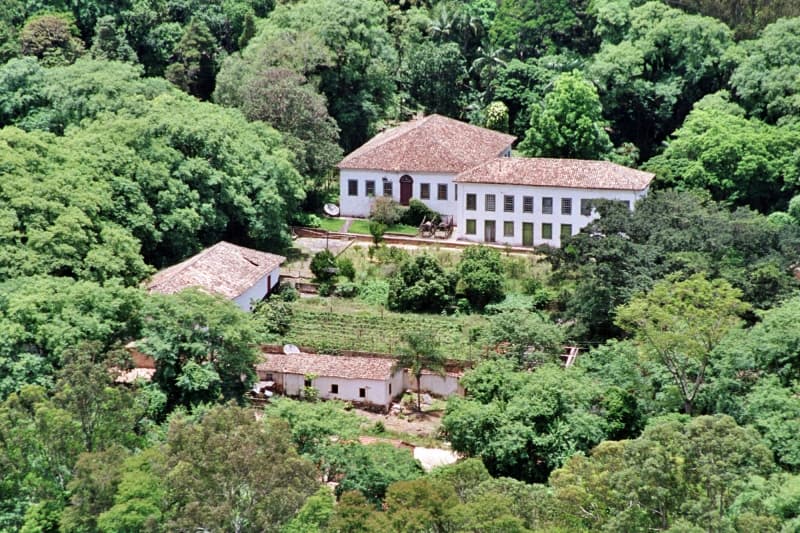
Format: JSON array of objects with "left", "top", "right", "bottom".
[
  {"left": 337, "top": 114, "right": 516, "bottom": 173},
  {"left": 146, "top": 241, "right": 285, "bottom": 299},
  {"left": 257, "top": 351, "right": 398, "bottom": 381},
  {"left": 454, "top": 157, "right": 654, "bottom": 190}
]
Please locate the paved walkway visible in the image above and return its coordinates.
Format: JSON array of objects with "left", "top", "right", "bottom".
[{"left": 341, "top": 217, "right": 355, "bottom": 233}]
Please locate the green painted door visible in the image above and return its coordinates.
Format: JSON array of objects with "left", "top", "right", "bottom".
[{"left": 522, "top": 223, "right": 533, "bottom": 246}]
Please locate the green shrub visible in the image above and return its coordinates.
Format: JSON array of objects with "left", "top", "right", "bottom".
[
  {"left": 357, "top": 279, "right": 390, "bottom": 306},
  {"left": 401, "top": 199, "right": 439, "bottom": 226},
  {"left": 253, "top": 298, "right": 294, "bottom": 335},
  {"left": 388, "top": 254, "right": 455, "bottom": 313},
  {"left": 310, "top": 249, "right": 337, "bottom": 282},
  {"left": 317, "top": 281, "right": 335, "bottom": 297},
  {"left": 337, "top": 257, "right": 356, "bottom": 281},
  {"left": 457, "top": 246, "right": 505, "bottom": 310},
  {"left": 334, "top": 282, "right": 359, "bottom": 298},
  {"left": 369, "top": 196, "right": 402, "bottom": 225},
  {"left": 274, "top": 283, "right": 299, "bottom": 302},
  {"left": 369, "top": 221, "right": 386, "bottom": 245}
]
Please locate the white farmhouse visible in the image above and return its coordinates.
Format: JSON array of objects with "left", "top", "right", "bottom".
[
  {"left": 146, "top": 241, "right": 285, "bottom": 311},
  {"left": 338, "top": 114, "right": 515, "bottom": 218},
  {"left": 338, "top": 114, "right": 654, "bottom": 247},
  {"left": 455, "top": 157, "right": 653, "bottom": 247}
]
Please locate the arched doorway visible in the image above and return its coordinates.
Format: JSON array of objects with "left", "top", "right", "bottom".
[{"left": 399, "top": 175, "right": 413, "bottom": 206}]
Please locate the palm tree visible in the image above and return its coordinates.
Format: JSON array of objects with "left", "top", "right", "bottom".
[{"left": 395, "top": 332, "right": 446, "bottom": 411}]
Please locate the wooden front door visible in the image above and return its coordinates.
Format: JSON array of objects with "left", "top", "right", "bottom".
[
  {"left": 399, "top": 175, "right": 413, "bottom": 205},
  {"left": 484, "top": 220, "right": 496, "bottom": 243},
  {"left": 522, "top": 222, "right": 533, "bottom": 246}
]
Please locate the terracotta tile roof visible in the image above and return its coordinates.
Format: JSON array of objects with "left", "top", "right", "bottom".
[
  {"left": 337, "top": 114, "right": 516, "bottom": 173},
  {"left": 146, "top": 241, "right": 285, "bottom": 299},
  {"left": 454, "top": 157, "right": 654, "bottom": 191},
  {"left": 257, "top": 351, "right": 399, "bottom": 381}
]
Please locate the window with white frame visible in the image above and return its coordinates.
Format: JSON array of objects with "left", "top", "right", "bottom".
[
  {"left": 561, "top": 198, "right": 572, "bottom": 215},
  {"left": 485, "top": 194, "right": 496, "bottom": 212},
  {"left": 420, "top": 183, "right": 430, "bottom": 199},
  {"left": 348, "top": 180, "right": 358, "bottom": 196},
  {"left": 542, "top": 197, "right": 553, "bottom": 214},
  {"left": 523, "top": 196, "right": 533, "bottom": 213}
]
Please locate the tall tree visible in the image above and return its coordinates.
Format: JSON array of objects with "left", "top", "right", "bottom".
[
  {"left": 396, "top": 332, "right": 446, "bottom": 411},
  {"left": 241, "top": 67, "right": 342, "bottom": 181},
  {"left": 140, "top": 289, "right": 260, "bottom": 409},
  {"left": 615, "top": 273, "right": 749, "bottom": 414},
  {"left": 165, "top": 18, "right": 217, "bottom": 100},
  {"left": 730, "top": 17, "right": 800, "bottom": 123},
  {"left": 644, "top": 92, "right": 800, "bottom": 212},
  {"left": 489, "top": 0, "right": 598, "bottom": 58},
  {"left": 519, "top": 70, "right": 612, "bottom": 159},
  {"left": 20, "top": 13, "right": 85, "bottom": 66},
  {"left": 258, "top": 0, "right": 398, "bottom": 151},
  {"left": 550, "top": 415, "right": 775, "bottom": 531},
  {"left": 163, "top": 405, "right": 319, "bottom": 532},
  {"left": 588, "top": 1, "right": 734, "bottom": 158}
]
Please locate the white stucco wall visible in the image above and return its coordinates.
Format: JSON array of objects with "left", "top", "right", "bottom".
[
  {"left": 390, "top": 369, "right": 404, "bottom": 403},
  {"left": 455, "top": 183, "right": 647, "bottom": 247},
  {"left": 339, "top": 169, "right": 458, "bottom": 218},
  {"left": 404, "top": 372, "right": 462, "bottom": 397},
  {"left": 281, "top": 373, "right": 305, "bottom": 396},
  {"left": 232, "top": 266, "right": 281, "bottom": 311},
  {"left": 271, "top": 371, "right": 403, "bottom": 408}
]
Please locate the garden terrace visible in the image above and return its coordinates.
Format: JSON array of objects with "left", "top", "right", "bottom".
[{"left": 277, "top": 297, "right": 488, "bottom": 360}]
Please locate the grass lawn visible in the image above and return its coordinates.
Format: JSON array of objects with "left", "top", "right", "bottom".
[
  {"left": 348, "top": 219, "right": 418, "bottom": 236},
  {"left": 316, "top": 217, "right": 346, "bottom": 232}
]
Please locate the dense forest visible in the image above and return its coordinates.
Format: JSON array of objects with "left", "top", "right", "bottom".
[{"left": 2, "top": 0, "right": 800, "bottom": 531}]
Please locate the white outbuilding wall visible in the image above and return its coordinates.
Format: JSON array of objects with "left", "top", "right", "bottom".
[
  {"left": 404, "top": 372, "right": 463, "bottom": 397},
  {"left": 455, "top": 183, "right": 648, "bottom": 247},
  {"left": 339, "top": 169, "right": 459, "bottom": 218},
  {"left": 232, "top": 267, "right": 281, "bottom": 311},
  {"left": 269, "top": 371, "right": 403, "bottom": 409}
]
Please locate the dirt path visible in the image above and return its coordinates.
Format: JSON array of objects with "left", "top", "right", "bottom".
[{"left": 355, "top": 408, "right": 444, "bottom": 439}]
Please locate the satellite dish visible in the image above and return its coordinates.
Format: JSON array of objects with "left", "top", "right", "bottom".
[
  {"left": 323, "top": 203, "right": 340, "bottom": 217},
  {"left": 283, "top": 344, "right": 300, "bottom": 355}
]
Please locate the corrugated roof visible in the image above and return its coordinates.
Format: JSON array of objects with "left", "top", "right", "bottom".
[
  {"left": 147, "top": 241, "right": 285, "bottom": 299},
  {"left": 337, "top": 114, "right": 516, "bottom": 173},
  {"left": 454, "top": 157, "right": 654, "bottom": 191},
  {"left": 257, "top": 351, "right": 399, "bottom": 381}
]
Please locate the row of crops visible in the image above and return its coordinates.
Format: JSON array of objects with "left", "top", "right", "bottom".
[{"left": 278, "top": 299, "right": 489, "bottom": 359}]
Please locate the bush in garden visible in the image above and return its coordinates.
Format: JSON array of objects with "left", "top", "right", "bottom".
[
  {"left": 310, "top": 249, "right": 337, "bottom": 282},
  {"left": 369, "top": 221, "right": 386, "bottom": 246},
  {"left": 253, "top": 298, "right": 294, "bottom": 335},
  {"left": 388, "top": 254, "right": 455, "bottom": 313},
  {"left": 401, "top": 199, "right": 439, "bottom": 226},
  {"left": 457, "top": 245, "right": 505, "bottom": 310},
  {"left": 334, "top": 282, "right": 359, "bottom": 298},
  {"left": 369, "top": 196, "right": 402, "bottom": 225},
  {"left": 337, "top": 257, "right": 356, "bottom": 281},
  {"left": 317, "top": 281, "right": 335, "bottom": 297}
]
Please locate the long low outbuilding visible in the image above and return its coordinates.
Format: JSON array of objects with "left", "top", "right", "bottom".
[{"left": 256, "top": 351, "right": 405, "bottom": 411}]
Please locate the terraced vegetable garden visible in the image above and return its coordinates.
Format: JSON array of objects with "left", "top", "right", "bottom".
[{"left": 278, "top": 298, "right": 488, "bottom": 360}]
